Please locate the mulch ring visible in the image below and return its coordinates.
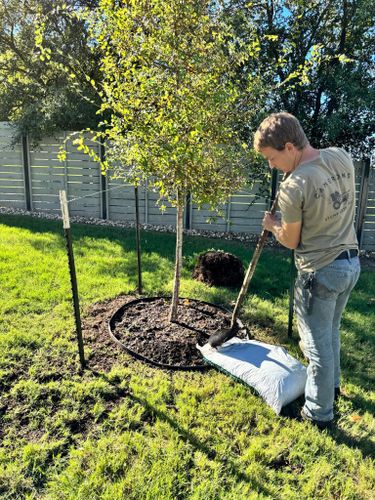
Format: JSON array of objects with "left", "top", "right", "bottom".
[
  {"left": 83, "top": 295, "right": 246, "bottom": 371},
  {"left": 82, "top": 295, "right": 137, "bottom": 373}
]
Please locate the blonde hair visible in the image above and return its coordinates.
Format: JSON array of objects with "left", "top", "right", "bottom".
[{"left": 254, "top": 112, "right": 309, "bottom": 151}]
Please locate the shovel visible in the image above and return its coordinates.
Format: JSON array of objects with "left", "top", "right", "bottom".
[{"left": 207, "top": 172, "right": 291, "bottom": 348}]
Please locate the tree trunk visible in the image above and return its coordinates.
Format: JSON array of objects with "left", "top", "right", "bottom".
[{"left": 169, "top": 192, "right": 184, "bottom": 322}]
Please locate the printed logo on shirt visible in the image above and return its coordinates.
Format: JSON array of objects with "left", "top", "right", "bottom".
[
  {"left": 313, "top": 171, "right": 351, "bottom": 199},
  {"left": 330, "top": 190, "right": 349, "bottom": 210},
  {"left": 324, "top": 190, "right": 350, "bottom": 221}
]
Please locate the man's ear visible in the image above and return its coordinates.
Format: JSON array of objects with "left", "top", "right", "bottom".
[{"left": 284, "top": 142, "right": 296, "bottom": 154}]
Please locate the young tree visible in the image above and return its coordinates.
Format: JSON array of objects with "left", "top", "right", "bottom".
[{"left": 38, "top": 0, "right": 263, "bottom": 322}]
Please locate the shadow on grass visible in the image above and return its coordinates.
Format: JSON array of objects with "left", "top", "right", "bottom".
[
  {"left": 280, "top": 395, "right": 375, "bottom": 459},
  {"left": 91, "top": 366, "right": 375, "bottom": 472},
  {"left": 90, "top": 368, "right": 274, "bottom": 496},
  {"left": 340, "top": 305, "right": 375, "bottom": 393},
  {"left": 341, "top": 351, "right": 375, "bottom": 393},
  {"left": 348, "top": 393, "right": 375, "bottom": 417},
  {"left": 331, "top": 423, "right": 375, "bottom": 459}
]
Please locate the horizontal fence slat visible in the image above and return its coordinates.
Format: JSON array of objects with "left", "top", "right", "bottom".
[
  {"left": 0, "top": 192, "right": 25, "bottom": 200},
  {"left": 0, "top": 122, "right": 374, "bottom": 250},
  {"left": 0, "top": 177, "right": 24, "bottom": 184}
]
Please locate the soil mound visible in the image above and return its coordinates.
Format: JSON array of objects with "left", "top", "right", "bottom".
[{"left": 193, "top": 250, "right": 244, "bottom": 287}]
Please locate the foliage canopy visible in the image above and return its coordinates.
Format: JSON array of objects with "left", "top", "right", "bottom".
[
  {"left": 0, "top": 0, "right": 101, "bottom": 141},
  {"left": 224, "top": 0, "right": 375, "bottom": 157},
  {"left": 66, "top": 0, "right": 263, "bottom": 208}
]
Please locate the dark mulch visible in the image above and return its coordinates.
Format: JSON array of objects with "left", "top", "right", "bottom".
[
  {"left": 83, "top": 295, "right": 247, "bottom": 370},
  {"left": 82, "top": 295, "right": 137, "bottom": 372},
  {"left": 111, "top": 297, "right": 243, "bottom": 368}
]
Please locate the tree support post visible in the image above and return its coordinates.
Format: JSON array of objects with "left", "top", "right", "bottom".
[
  {"left": 288, "top": 250, "right": 296, "bottom": 338},
  {"left": 59, "top": 190, "right": 86, "bottom": 371},
  {"left": 134, "top": 186, "right": 143, "bottom": 294}
]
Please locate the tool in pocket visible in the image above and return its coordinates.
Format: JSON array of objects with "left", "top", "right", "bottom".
[{"left": 301, "top": 272, "right": 315, "bottom": 314}]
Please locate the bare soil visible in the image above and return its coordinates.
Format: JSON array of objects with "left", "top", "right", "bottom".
[{"left": 82, "top": 295, "right": 136, "bottom": 372}]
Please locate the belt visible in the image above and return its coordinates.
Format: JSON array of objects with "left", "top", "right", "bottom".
[{"left": 335, "top": 249, "right": 358, "bottom": 260}]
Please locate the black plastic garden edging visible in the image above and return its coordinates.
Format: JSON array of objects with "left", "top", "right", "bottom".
[{"left": 108, "top": 296, "right": 246, "bottom": 371}]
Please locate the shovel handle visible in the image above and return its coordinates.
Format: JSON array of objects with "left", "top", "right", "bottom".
[
  {"left": 254, "top": 180, "right": 283, "bottom": 249},
  {"left": 230, "top": 172, "right": 290, "bottom": 327}
]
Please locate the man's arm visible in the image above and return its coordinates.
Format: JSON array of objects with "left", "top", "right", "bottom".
[{"left": 262, "top": 213, "right": 301, "bottom": 249}]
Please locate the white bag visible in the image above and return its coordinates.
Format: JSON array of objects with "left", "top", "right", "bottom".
[{"left": 197, "top": 338, "right": 307, "bottom": 414}]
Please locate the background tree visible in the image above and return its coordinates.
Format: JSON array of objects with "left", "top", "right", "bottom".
[
  {"left": 3, "top": 0, "right": 373, "bottom": 156},
  {"left": 224, "top": 0, "right": 375, "bottom": 157},
  {"left": 0, "top": 0, "right": 100, "bottom": 142}
]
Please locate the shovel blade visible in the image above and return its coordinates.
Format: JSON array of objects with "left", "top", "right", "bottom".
[{"left": 208, "top": 325, "right": 238, "bottom": 348}]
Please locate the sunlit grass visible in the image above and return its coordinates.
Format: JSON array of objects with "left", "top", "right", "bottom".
[{"left": 0, "top": 213, "right": 374, "bottom": 499}]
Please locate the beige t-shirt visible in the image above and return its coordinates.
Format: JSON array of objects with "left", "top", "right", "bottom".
[{"left": 278, "top": 147, "right": 358, "bottom": 272}]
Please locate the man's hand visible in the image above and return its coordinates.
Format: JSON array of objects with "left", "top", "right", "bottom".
[
  {"left": 262, "top": 211, "right": 280, "bottom": 232},
  {"left": 262, "top": 211, "right": 301, "bottom": 249}
]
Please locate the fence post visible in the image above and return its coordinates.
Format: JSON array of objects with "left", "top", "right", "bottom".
[
  {"left": 267, "top": 169, "right": 279, "bottom": 243},
  {"left": 21, "top": 135, "right": 32, "bottom": 211},
  {"left": 99, "top": 142, "right": 108, "bottom": 219},
  {"left": 185, "top": 192, "right": 192, "bottom": 229},
  {"left": 226, "top": 196, "right": 232, "bottom": 232},
  {"left": 269, "top": 168, "right": 295, "bottom": 336},
  {"left": 144, "top": 179, "right": 149, "bottom": 224},
  {"left": 288, "top": 250, "right": 296, "bottom": 338},
  {"left": 356, "top": 158, "right": 371, "bottom": 248},
  {"left": 269, "top": 169, "right": 278, "bottom": 208},
  {"left": 63, "top": 131, "right": 69, "bottom": 193}
]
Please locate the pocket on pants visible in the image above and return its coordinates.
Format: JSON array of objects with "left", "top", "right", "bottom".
[
  {"left": 311, "top": 278, "right": 336, "bottom": 300},
  {"left": 314, "top": 262, "right": 359, "bottom": 298},
  {"left": 295, "top": 271, "right": 334, "bottom": 315}
]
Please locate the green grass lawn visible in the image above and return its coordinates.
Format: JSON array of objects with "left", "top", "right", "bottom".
[{"left": 0, "top": 214, "right": 374, "bottom": 499}]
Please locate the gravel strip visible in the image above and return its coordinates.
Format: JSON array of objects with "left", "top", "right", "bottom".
[
  {"left": 0, "top": 205, "right": 264, "bottom": 245},
  {"left": 1, "top": 205, "right": 374, "bottom": 258}
]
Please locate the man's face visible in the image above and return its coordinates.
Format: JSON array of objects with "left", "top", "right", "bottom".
[{"left": 259, "top": 144, "right": 296, "bottom": 173}]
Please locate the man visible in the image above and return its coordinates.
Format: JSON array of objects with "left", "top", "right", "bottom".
[{"left": 254, "top": 112, "right": 360, "bottom": 429}]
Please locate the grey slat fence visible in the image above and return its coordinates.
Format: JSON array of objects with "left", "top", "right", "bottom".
[{"left": 0, "top": 122, "right": 374, "bottom": 250}]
